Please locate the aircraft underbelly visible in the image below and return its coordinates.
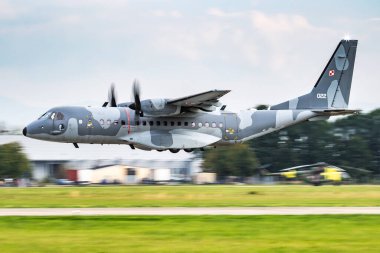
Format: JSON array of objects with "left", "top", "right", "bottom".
[{"left": 121, "top": 129, "right": 222, "bottom": 149}]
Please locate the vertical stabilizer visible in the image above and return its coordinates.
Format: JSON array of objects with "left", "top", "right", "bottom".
[{"left": 271, "top": 40, "right": 358, "bottom": 110}]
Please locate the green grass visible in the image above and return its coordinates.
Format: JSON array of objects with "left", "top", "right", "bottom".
[
  {"left": 0, "top": 215, "right": 379, "bottom": 252},
  {"left": 0, "top": 185, "right": 379, "bottom": 207}
]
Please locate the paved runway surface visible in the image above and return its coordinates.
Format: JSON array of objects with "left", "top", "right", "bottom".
[{"left": 0, "top": 207, "right": 380, "bottom": 216}]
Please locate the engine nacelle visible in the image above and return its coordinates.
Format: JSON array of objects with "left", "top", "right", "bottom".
[{"left": 140, "top": 99, "right": 181, "bottom": 117}]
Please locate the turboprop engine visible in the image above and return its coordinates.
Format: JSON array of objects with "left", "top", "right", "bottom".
[
  {"left": 137, "top": 98, "right": 181, "bottom": 117},
  {"left": 111, "top": 80, "right": 182, "bottom": 117}
]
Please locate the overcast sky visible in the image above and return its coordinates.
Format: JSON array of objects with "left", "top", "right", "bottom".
[{"left": 1, "top": 0, "right": 379, "bottom": 128}]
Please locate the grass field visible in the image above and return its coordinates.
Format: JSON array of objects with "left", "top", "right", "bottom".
[
  {"left": 0, "top": 185, "right": 379, "bottom": 207},
  {"left": 0, "top": 215, "right": 379, "bottom": 253}
]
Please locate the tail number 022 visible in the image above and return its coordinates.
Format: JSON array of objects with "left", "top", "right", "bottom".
[{"left": 317, "top": 93, "right": 327, "bottom": 99}]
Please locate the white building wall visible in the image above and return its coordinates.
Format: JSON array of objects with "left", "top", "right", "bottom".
[
  {"left": 31, "top": 163, "right": 49, "bottom": 181},
  {"left": 124, "top": 167, "right": 152, "bottom": 184},
  {"left": 78, "top": 169, "right": 93, "bottom": 182},
  {"left": 91, "top": 165, "right": 126, "bottom": 184},
  {"left": 154, "top": 168, "right": 171, "bottom": 181}
]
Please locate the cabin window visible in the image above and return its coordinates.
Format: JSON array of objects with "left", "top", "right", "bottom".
[
  {"left": 184, "top": 122, "right": 189, "bottom": 127},
  {"left": 198, "top": 122, "right": 203, "bottom": 127},
  {"left": 219, "top": 122, "right": 223, "bottom": 128},
  {"left": 171, "top": 121, "right": 175, "bottom": 126},
  {"left": 191, "top": 122, "right": 196, "bottom": 127},
  {"left": 212, "top": 122, "right": 216, "bottom": 128},
  {"left": 142, "top": 121, "right": 147, "bottom": 126},
  {"left": 156, "top": 121, "right": 161, "bottom": 126},
  {"left": 205, "top": 122, "right": 210, "bottom": 128},
  {"left": 163, "top": 121, "right": 168, "bottom": 126},
  {"left": 136, "top": 121, "right": 140, "bottom": 126},
  {"left": 114, "top": 120, "right": 118, "bottom": 125},
  {"left": 121, "top": 120, "right": 126, "bottom": 126},
  {"left": 100, "top": 119, "right": 104, "bottom": 125},
  {"left": 149, "top": 121, "right": 154, "bottom": 126}
]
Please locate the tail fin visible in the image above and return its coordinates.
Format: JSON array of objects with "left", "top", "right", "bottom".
[{"left": 271, "top": 40, "right": 358, "bottom": 110}]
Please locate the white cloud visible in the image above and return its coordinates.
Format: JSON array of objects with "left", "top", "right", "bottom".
[
  {"left": 151, "top": 9, "right": 183, "bottom": 18},
  {"left": 248, "top": 11, "right": 336, "bottom": 72},
  {"left": 155, "top": 29, "right": 201, "bottom": 60},
  {"left": 151, "top": 9, "right": 166, "bottom": 17},
  {"left": 56, "top": 15, "right": 82, "bottom": 25},
  {"left": 0, "top": 0, "right": 25, "bottom": 19},
  {"left": 250, "top": 11, "right": 312, "bottom": 32},
  {"left": 170, "top": 10, "right": 182, "bottom": 18},
  {"left": 54, "top": 0, "right": 128, "bottom": 8},
  {"left": 207, "top": 8, "right": 244, "bottom": 18}
]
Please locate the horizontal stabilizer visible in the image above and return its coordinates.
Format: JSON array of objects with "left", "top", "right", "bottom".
[{"left": 312, "top": 109, "right": 361, "bottom": 116}]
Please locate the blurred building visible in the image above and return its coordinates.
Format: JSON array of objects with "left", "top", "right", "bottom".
[
  {"left": 0, "top": 135, "right": 202, "bottom": 183},
  {"left": 66, "top": 165, "right": 175, "bottom": 184},
  {"left": 193, "top": 172, "right": 216, "bottom": 184}
]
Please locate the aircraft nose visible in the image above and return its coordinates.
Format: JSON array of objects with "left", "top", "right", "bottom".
[{"left": 22, "top": 127, "right": 27, "bottom": 136}]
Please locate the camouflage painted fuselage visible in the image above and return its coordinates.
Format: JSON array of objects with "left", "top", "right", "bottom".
[{"left": 24, "top": 106, "right": 317, "bottom": 151}]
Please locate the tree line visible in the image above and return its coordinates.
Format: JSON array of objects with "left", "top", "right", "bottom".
[{"left": 0, "top": 142, "right": 30, "bottom": 178}]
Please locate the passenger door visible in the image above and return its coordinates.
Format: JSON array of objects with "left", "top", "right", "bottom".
[{"left": 223, "top": 113, "right": 238, "bottom": 141}]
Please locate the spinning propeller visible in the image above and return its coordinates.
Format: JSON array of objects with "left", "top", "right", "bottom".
[
  {"left": 103, "top": 83, "right": 118, "bottom": 107},
  {"left": 129, "top": 80, "right": 144, "bottom": 117},
  {"left": 103, "top": 80, "right": 144, "bottom": 117},
  {"left": 108, "top": 83, "right": 118, "bottom": 107}
]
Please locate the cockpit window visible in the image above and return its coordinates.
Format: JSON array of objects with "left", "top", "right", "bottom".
[
  {"left": 56, "top": 112, "right": 64, "bottom": 120},
  {"left": 38, "top": 111, "right": 64, "bottom": 120},
  {"left": 38, "top": 111, "right": 52, "bottom": 120}
]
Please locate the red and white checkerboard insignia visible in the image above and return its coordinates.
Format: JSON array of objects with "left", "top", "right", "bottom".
[{"left": 328, "top": 70, "right": 335, "bottom": 77}]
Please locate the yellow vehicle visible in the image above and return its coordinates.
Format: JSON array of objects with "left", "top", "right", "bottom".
[{"left": 269, "top": 162, "right": 351, "bottom": 186}]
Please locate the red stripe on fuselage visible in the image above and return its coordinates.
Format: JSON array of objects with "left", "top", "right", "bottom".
[{"left": 125, "top": 108, "right": 131, "bottom": 134}]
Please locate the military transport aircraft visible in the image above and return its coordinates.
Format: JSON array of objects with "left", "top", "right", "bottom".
[{"left": 23, "top": 40, "right": 358, "bottom": 153}]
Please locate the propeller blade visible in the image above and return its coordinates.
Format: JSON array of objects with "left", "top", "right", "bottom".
[
  {"left": 130, "top": 79, "right": 143, "bottom": 117},
  {"left": 108, "top": 83, "right": 118, "bottom": 107}
]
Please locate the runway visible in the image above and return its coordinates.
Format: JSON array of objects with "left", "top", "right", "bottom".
[{"left": 0, "top": 207, "right": 380, "bottom": 216}]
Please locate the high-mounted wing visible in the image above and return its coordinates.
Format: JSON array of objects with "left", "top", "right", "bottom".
[{"left": 167, "top": 90, "right": 230, "bottom": 111}]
